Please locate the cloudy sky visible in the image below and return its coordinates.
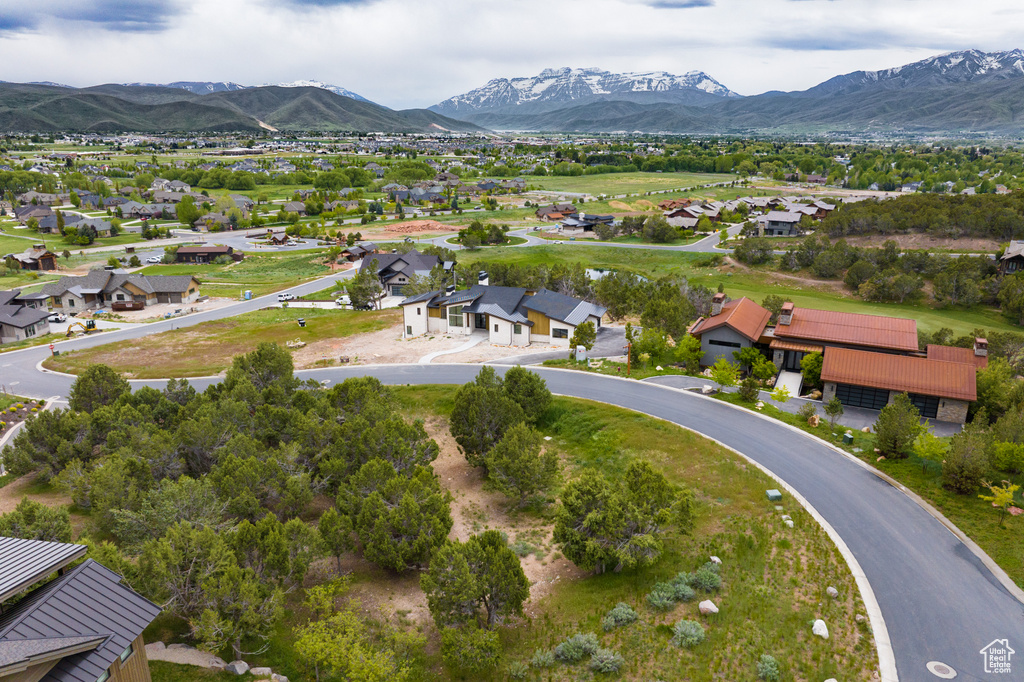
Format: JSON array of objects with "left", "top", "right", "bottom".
[{"left": 0, "top": 0, "right": 1020, "bottom": 108}]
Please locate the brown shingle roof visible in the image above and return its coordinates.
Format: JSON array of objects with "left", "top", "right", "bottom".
[
  {"left": 926, "top": 344, "right": 988, "bottom": 369},
  {"left": 821, "top": 347, "right": 977, "bottom": 402},
  {"left": 774, "top": 307, "right": 918, "bottom": 352},
  {"left": 691, "top": 297, "right": 771, "bottom": 342}
]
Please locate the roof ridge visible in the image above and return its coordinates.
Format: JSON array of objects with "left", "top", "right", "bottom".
[{"left": 0, "top": 560, "right": 97, "bottom": 640}]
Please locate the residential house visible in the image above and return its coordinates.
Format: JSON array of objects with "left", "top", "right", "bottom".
[
  {"left": 7, "top": 245, "right": 57, "bottom": 271},
  {"left": 360, "top": 249, "right": 453, "bottom": 296},
  {"left": 560, "top": 213, "right": 613, "bottom": 232},
  {"left": 42, "top": 270, "right": 201, "bottom": 311},
  {"left": 688, "top": 294, "right": 771, "bottom": 367},
  {"left": 999, "top": 241, "right": 1024, "bottom": 274},
  {"left": 13, "top": 205, "right": 53, "bottom": 225},
  {"left": 175, "top": 245, "right": 239, "bottom": 264},
  {"left": 401, "top": 285, "right": 606, "bottom": 347},
  {"left": 119, "top": 202, "right": 173, "bottom": 220},
  {"left": 0, "top": 289, "right": 51, "bottom": 344},
  {"left": 535, "top": 203, "right": 575, "bottom": 221},
  {"left": 0, "top": 536, "right": 161, "bottom": 682},
  {"left": 282, "top": 201, "right": 306, "bottom": 217},
  {"left": 15, "top": 191, "right": 61, "bottom": 206},
  {"left": 760, "top": 211, "right": 802, "bottom": 237},
  {"left": 339, "top": 242, "right": 379, "bottom": 262}
]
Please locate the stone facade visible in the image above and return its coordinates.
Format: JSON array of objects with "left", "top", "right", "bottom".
[{"left": 936, "top": 398, "right": 969, "bottom": 424}]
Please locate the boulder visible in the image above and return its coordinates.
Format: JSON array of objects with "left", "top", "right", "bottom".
[
  {"left": 826, "top": 586, "right": 839, "bottom": 599},
  {"left": 209, "top": 657, "right": 227, "bottom": 668},
  {"left": 855, "top": 614, "right": 866, "bottom": 623},
  {"left": 808, "top": 414, "right": 820, "bottom": 427},
  {"left": 812, "top": 619, "right": 829, "bottom": 639},
  {"left": 824, "top": 679, "right": 839, "bottom": 682},
  {"left": 655, "top": 365, "right": 663, "bottom": 371},
  {"left": 226, "top": 661, "right": 250, "bottom": 676},
  {"left": 701, "top": 384, "right": 714, "bottom": 394},
  {"left": 709, "top": 555, "right": 722, "bottom": 565},
  {"left": 861, "top": 426, "right": 870, "bottom": 433},
  {"left": 147, "top": 642, "right": 166, "bottom": 652},
  {"left": 251, "top": 668, "right": 273, "bottom": 677},
  {"left": 698, "top": 600, "right": 719, "bottom": 615},
  {"left": 272, "top": 675, "right": 290, "bottom": 682},
  {"left": 781, "top": 514, "right": 791, "bottom": 521},
  {"left": 167, "top": 643, "right": 190, "bottom": 650},
  {"left": 808, "top": 389, "right": 822, "bottom": 400},
  {"left": 784, "top": 519, "right": 794, "bottom": 528}
]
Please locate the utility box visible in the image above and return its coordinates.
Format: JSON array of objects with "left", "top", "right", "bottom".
[
  {"left": 297, "top": 318, "right": 306, "bottom": 328},
  {"left": 766, "top": 489, "right": 782, "bottom": 502},
  {"left": 575, "top": 345, "right": 588, "bottom": 362},
  {"left": 843, "top": 432, "right": 854, "bottom": 445}
]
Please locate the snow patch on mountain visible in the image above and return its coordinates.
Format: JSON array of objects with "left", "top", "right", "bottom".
[
  {"left": 120, "top": 80, "right": 370, "bottom": 102},
  {"left": 262, "top": 80, "right": 371, "bottom": 102},
  {"left": 432, "top": 66, "right": 737, "bottom": 113}
]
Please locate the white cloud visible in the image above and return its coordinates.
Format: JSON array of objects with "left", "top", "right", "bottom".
[{"left": 0, "top": 0, "right": 1018, "bottom": 108}]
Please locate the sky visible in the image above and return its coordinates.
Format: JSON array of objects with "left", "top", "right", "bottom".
[{"left": 0, "top": 0, "right": 1021, "bottom": 109}]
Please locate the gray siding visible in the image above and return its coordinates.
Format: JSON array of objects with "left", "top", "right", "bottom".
[{"left": 699, "top": 326, "right": 750, "bottom": 367}]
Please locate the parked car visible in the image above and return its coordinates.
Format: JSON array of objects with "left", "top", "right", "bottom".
[
  {"left": 47, "top": 312, "right": 66, "bottom": 323},
  {"left": 146, "top": 256, "right": 161, "bottom": 264},
  {"left": 277, "top": 293, "right": 296, "bottom": 302}
]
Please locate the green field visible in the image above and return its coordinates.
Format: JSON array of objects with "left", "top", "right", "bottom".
[
  {"left": 138, "top": 252, "right": 332, "bottom": 298},
  {"left": 530, "top": 172, "right": 734, "bottom": 196}
]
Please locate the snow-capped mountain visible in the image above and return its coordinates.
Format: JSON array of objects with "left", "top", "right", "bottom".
[
  {"left": 121, "top": 80, "right": 370, "bottom": 102},
  {"left": 808, "top": 49, "right": 1024, "bottom": 95},
  {"left": 260, "top": 80, "right": 371, "bottom": 102},
  {"left": 431, "top": 67, "right": 737, "bottom": 115}
]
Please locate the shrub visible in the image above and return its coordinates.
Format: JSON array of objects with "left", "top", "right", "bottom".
[
  {"left": 601, "top": 602, "right": 638, "bottom": 631},
  {"left": 874, "top": 393, "right": 923, "bottom": 459},
  {"left": 507, "top": 661, "right": 529, "bottom": 679},
  {"left": 757, "top": 654, "right": 781, "bottom": 681},
  {"left": 942, "top": 426, "right": 990, "bottom": 494},
  {"left": 671, "top": 620, "right": 706, "bottom": 648},
  {"left": 554, "top": 632, "right": 600, "bottom": 663},
  {"left": 530, "top": 649, "right": 555, "bottom": 668},
  {"left": 589, "top": 648, "right": 624, "bottom": 674},
  {"left": 797, "top": 402, "right": 817, "bottom": 421},
  {"left": 991, "top": 441, "right": 1024, "bottom": 474},
  {"left": 646, "top": 582, "right": 679, "bottom": 610},
  {"left": 738, "top": 376, "right": 760, "bottom": 402},
  {"left": 690, "top": 563, "right": 722, "bottom": 592}
]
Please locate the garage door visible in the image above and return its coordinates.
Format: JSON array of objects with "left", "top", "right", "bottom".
[
  {"left": 835, "top": 384, "right": 889, "bottom": 410},
  {"left": 908, "top": 393, "right": 939, "bottom": 419}
]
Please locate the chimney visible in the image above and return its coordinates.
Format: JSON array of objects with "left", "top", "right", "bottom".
[
  {"left": 711, "top": 292, "right": 725, "bottom": 316},
  {"left": 779, "top": 302, "right": 794, "bottom": 326},
  {"left": 446, "top": 284, "right": 455, "bottom": 294},
  {"left": 975, "top": 337, "right": 988, "bottom": 357},
  {"left": 478, "top": 271, "right": 489, "bottom": 286}
]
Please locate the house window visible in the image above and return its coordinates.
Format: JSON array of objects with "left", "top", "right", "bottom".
[
  {"left": 417, "top": 307, "right": 422, "bottom": 315},
  {"left": 406, "top": 325, "right": 412, "bottom": 335},
  {"left": 25, "top": 324, "right": 35, "bottom": 336},
  {"left": 120, "top": 642, "right": 134, "bottom": 663},
  {"left": 67, "top": 299, "right": 75, "bottom": 307},
  {"left": 553, "top": 328, "right": 569, "bottom": 339},
  {"left": 117, "top": 294, "right": 125, "bottom": 301},
  {"left": 493, "top": 324, "right": 499, "bottom": 332},
  {"left": 709, "top": 339, "right": 742, "bottom": 348},
  {"left": 514, "top": 324, "right": 522, "bottom": 335},
  {"left": 448, "top": 305, "right": 464, "bottom": 327},
  {"left": 96, "top": 671, "right": 110, "bottom": 682}
]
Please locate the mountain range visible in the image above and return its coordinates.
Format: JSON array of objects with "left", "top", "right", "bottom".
[
  {"left": 432, "top": 50, "right": 1024, "bottom": 134},
  {"left": 125, "top": 80, "right": 372, "bottom": 102},
  {"left": 0, "top": 82, "right": 479, "bottom": 134}
]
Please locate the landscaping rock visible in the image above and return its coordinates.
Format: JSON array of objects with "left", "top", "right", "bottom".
[
  {"left": 824, "top": 679, "right": 838, "bottom": 682},
  {"left": 826, "top": 586, "right": 839, "bottom": 599},
  {"left": 271, "top": 675, "right": 289, "bottom": 682},
  {"left": 855, "top": 614, "right": 866, "bottom": 622},
  {"left": 698, "top": 600, "right": 719, "bottom": 615},
  {"left": 876, "top": 456, "right": 885, "bottom": 462},
  {"left": 709, "top": 555, "right": 722, "bottom": 565},
  {"left": 148, "top": 642, "right": 166, "bottom": 651},
  {"left": 655, "top": 365, "right": 663, "bottom": 371},
  {"left": 701, "top": 384, "right": 714, "bottom": 394},
  {"left": 226, "top": 661, "right": 250, "bottom": 675},
  {"left": 808, "top": 414, "right": 820, "bottom": 427},
  {"left": 210, "top": 657, "right": 227, "bottom": 668},
  {"left": 251, "top": 667, "right": 273, "bottom": 677},
  {"left": 812, "top": 619, "right": 829, "bottom": 639},
  {"left": 781, "top": 514, "right": 791, "bottom": 521},
  {"left": 167, "top": 644, "right": 190, "bottom": 651},
  {"left": 808, "top": 389, "right": 822, "bottom": 400},
  {"left": 861, "top": 426, "right": 870, "bottom": 433},
  {"left": 784, "top": 519, "right": 794, "bottom": 528}
]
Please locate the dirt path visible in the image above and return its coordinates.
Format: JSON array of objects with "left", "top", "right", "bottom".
[{"left": 723, "top": 256, "right": 847, "bottom": 294}]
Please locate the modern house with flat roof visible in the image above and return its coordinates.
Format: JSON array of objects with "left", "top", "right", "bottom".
[
  {"left": 688, "top": 296, "right": 984, "bottom": 423},
  {"left": 401, "top": 284, "right": 606, "bottom": 347},
  {"left": 0, "top": 536, "right": 161, "bottom": 682}
]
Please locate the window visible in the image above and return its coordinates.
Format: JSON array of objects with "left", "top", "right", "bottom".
[
  {"left": 835, "top": 384, "right": 889, "bottom": 411},
  {"left": 120, "top": 642, "right": 134, "bottom": 662},
  {"left": 96, "top": 671, "right": 110, "bottom": 682},
  {"left": 406, "top": 325, "right": 412, "bottom": 336},
  {"left": 514, "top": 324, "right": 522, "bottom": 335},
  {"left": 908, "top": 393, "right": 940, "bottom": 419},
  {"left": 67, "top": 299, "right": 75, "bottom": 307},
  {"left": 553, "top": 328, "right": 569, "bottom": 339},
  {"left": 494, "top": 324, "right": 499, "bottom": 332},
  {"left": 417, "top": 307, "right": 422, "bottom": 315},
  {"left": 709, "top": 339, "right": 742, "bottom": 348},
  {"left": 117, "top": 294, "right": 125, "bottom": 301},
  {"left": 448, "top": 305, "right": 464, "bottom": 327}
]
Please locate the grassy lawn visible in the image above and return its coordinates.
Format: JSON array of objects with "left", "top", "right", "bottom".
[
  {"left": 43, "top": 307, "right": 400, "bottom": 378},
  {"left": 149, "top": 662, "right": 255, "bottom": 682},
  {"left": 529, "top": 172, "right": 735, "bottom": 196},
  {"left": 462, "top": 244, "right": 711, "bottom": 279},
  {"left": 138, "top": 252, "right": 333, "bottom": 298},
  {"left": 543, "top": 357, "right": 689, "bottom": 381},
  {"left": 713, "top": 392, "right": 1024, "bottom": 589},
  {"left": 383, "top": 387, "right": 878, "bottom": 681}
]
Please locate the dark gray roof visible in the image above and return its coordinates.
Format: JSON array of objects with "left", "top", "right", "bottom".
[
  {"left": 521, "top": 288, "right": 607, "bottom": 326},
  {"left": 0, "top": 304, "right": 50, "bottom": 330},
  {"left": 0, "top": 538, "right": 87, "bottom": 603},
  {"left": 403, "top": 284, "right": 603, "bottom": 327},
  {"left": 0, "top": 559, "right": 161, "bottom": 682},
  {"left": 361, "top": 250, "right": 441, "bottom": 281},
  {"left": 41, "top": 272, "right": 195, "bottom": 298},
  {"left": 399, "top": 290, "right": 442, "bottom": 306},
  {"left": 0, "top": 636, "right": 105, "bottom": 674}
]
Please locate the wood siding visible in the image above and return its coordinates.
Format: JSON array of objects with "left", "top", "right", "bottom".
[
  {"left": 112, "top": 635, "right": 151, "bottom": 682},
  {"left": 527, "top": 310, "right": 550, "bottom": 336},
  {"left": 4, "top": 661, "right": 58, "bottom": 682},
  {"left": 428, "top": 307, "right": 442, "bottom": 319}
]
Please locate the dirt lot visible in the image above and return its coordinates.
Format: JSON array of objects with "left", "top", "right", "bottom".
[
  {"left": 291, "top": 324, "right": 568, "bottom": 367},
  {"left": 89, "top": 297, "right": 239, "bottom": 323},
  {"left": 342, "top": 419, "right": 583, "bottom": 627},
  {"left": 843, "top": 233, "right": 1000, "bottom": 252},
  {"left": 379, "top": 220, "right": 454, "bottom": 235}
]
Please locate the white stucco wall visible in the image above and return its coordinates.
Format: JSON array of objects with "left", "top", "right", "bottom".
[
  {"left": 489, "top": 318, "right": 514, "bottom": 346},
  {"left": 403, "top": 304, "right": 429, "bottom": 338}
]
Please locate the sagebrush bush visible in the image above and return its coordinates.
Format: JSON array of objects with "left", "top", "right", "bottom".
[
  {"left": 589, "top": 648, "right": 625, "bottom": 674},
  {"left": 507, "top": 661, "right": 528, "bottom": 679},
  {"left": 691, "top": 563, "right": 722, "bottom": 592},
  {"left": 601, "top": 602, "right": 638, "bottom": 630},
  {"left": 530, "top": 648, "right": 555, "bottom": 668},
  {"left": 646, "top": 582, "right": 679, "bottom": 610},
  {"left": 554, "top": 632, "right": 600, "bottom": 662},
  {"left": 757, "top": 654, "right": 781, "bottom": 682},
  {"left": 671, "top": 620, "right": 706, "bottom": 648}
]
